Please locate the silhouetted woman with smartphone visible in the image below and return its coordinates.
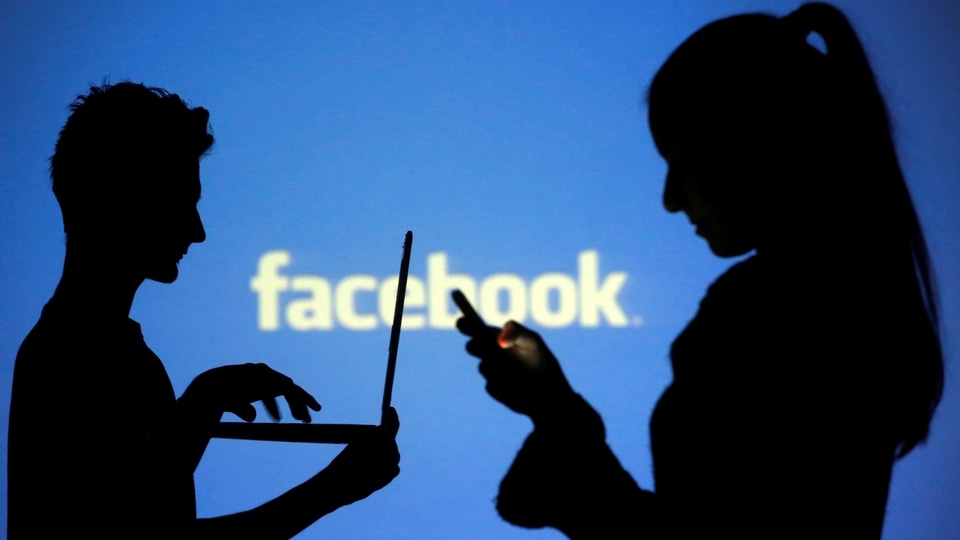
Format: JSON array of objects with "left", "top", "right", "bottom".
[{"left": 457, "top": 3, "right": 943, "bottom": 538}]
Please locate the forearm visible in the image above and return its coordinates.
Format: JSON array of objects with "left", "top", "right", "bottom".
[
  {"left": 192, "top": 417, "right": 399, "bottom": 540},
  {"left": 549, "top": 448, "right": 659, "bottom": 539},
  {"left": 174, "top": 390, "right": 225, "bottom": 472},
  {"left": 500, "top": 393, "right": 660, "bottom": 538},
  {"left": 193, "top": 467, "right": 354, "bottom": 540}
]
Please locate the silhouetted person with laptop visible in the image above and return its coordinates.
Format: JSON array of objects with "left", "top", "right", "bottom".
[{"left": 8, "top": 81, "right": 400, "bottom": 538}]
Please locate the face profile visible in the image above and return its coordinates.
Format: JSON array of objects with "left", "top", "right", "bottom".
[
  {"left": 663, "top": 152, "right": 756, "bottom": 257},
  {"left": 646, "top": 13, "right": 840, "bottom": 261},
  {"left": 660, "top": 145, "right": 758, "bottom": 258},
  {"left": 46, "top": 83, "right": 215, "bottom": 287},
  {"left": 130, "top": 158, "right": 206, "bottom": 284}
]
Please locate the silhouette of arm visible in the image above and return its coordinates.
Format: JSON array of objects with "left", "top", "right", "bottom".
[
  {"left": 476, "top": 342, "right": 891, "bottom": 538},
  {"left": 174, "top": 363, "right": 322, "bottom": 472},
  {"left": 192, "top": 408, "right": 401, "bottom": 539},
  {"left": 171, "top": 365, "right": 399, "bottom": 538},
  {"left": 458, "top": 320, "right": 660, "bottom": 537},
  {"left": 497, "top": 392, "right": 661, "bottom": 539},
  {"left": 457, "top": 260, "right": 898, "bottom": 538}
]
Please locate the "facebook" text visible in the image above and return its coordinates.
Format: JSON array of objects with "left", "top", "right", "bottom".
[{"left": 250, "top": 250, "right": 634, "bottom": 331}]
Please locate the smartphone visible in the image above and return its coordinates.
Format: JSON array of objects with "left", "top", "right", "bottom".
[{"left": 452, "top": 289, "right": 487, "bottom": 334}]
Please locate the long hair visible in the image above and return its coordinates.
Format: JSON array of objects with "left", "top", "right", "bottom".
[{"left": 647, "top": 2, "right": 942, "bottom": 458}]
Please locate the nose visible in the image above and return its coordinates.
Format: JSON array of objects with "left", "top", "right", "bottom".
[
  {"left": 662, "top": 165, "right": 686, "bottom": 213},
  {"left": 191, "top": 207, "right": 206, "bottom": 244}
]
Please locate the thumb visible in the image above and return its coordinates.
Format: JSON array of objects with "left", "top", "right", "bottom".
[
  {"left": 497, "top": 321, "right": 544, "bottom": 369},
  {"left": 383, "top": 406, "right": 400, "bottom": 438}
]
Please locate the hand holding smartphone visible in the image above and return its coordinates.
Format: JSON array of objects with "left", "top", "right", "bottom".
[
  {"left": 452, "top": 290, "right": 519, "bottom": 349},
  {"left": 452, "top": 289, "right": 574, "bottom": 419}
]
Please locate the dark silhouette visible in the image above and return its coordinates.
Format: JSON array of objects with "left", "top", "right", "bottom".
[
  {"left": 457, "top": 3, "right": 943, "bottom": 538},
  {"left": 8, "top": 82, "right": 400, "bottom": 538}
]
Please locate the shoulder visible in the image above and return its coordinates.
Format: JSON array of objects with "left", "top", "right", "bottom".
[
  {"left": 12, "top": 301, "right": 157, "bottom": 413},
  {"left": 697, "top": 253, "right": 846, "bottom": 329},
  {"left": 15, "top": 302, "right": 120, "bottom": 377},
  {"left": 699, "top": 256, "right": 763, "bottom": 310},
  {"left": 14, "top": 307, "right": 72, "bottom": 385},
  {"left": 671, "top": 254, "right": 850, "bottom": 381},
  {"left": 675, "top": 256, "right": 768, "bottom": 349}
]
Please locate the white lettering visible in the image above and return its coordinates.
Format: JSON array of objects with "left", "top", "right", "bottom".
[
  {"left": 428, "top": 252, "right": 476, "bottom": 329},
  {"left": 287, "top": 276, "right": 333, "bottom": 330},
  {"left": 250, "top": 250, "right": 291, "bottom": 331},
  {"left": 335, "top": 275, "right": 378, "bottom": 330},
  {"left": 530, "top": 273, "right": 578, "bottom": 328},
  {"left": 578, "top": 250, "right": 628, "bottom": 327},
  {"left": 251, "top": 249, "right": 634, "bottom": 331},
  {"left": 379, "top": 275, "right": 426, "bottom": 330},
  {"left": 479, "top": 273, "right": 527, "bottom": 326}
]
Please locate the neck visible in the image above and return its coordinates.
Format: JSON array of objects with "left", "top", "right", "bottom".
[{"left": 53, "top": 242, "right": 144, "bottom": 319}]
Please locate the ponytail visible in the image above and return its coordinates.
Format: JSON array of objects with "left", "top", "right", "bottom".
[{"left": 785, "top": 2, "right": 942, "bottom": 458}]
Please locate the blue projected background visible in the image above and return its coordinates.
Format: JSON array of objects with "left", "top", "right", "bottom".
[{"left": 2, "top": 1, "right": 959, "bottom": 538}]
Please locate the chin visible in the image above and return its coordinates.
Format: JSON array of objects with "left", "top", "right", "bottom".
[
  {"left": 147, "top": 265, "right": 180, "bottom": 284},
  {"left": 707, "top": 239, "right": 754, "bottom": 258}
]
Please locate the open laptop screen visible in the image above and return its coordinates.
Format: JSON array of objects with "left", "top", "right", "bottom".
[{"left": 212, "top": 231, "right": 412, "bottom": 444}]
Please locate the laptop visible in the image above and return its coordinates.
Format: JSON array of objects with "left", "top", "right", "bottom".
[{"left": 212, "top": 231, "right": 412, "bottom": 444}]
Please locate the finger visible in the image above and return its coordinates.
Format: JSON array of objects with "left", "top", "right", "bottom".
[
  {"left": 455, "top": 316, "right": 474, "bottom": 335},
  {"left": 496, "top": 320, "right": 539, "bottom": 349},
  {"left": 478, "top": 357, "right": 498, "bottom": 378},
  {"left": 255, "top": 362, "right": 295, "bottom": 392},
  {"left": 258, "top": 365, "right": 322, "bottom": 421},
  {"left": 285, "top": 390, "right": 312, "bottom": 423},
  {"left": 377, "top": 435, "right": 401, "bottom": 467},
  {"left": 464, "top": 338, "right": 485, "bottom": 358},
  {"left": 497, "top": 320, "right": 522, "bottom": 348},
  {"left": 455, "top": 316, "right": 488, "bottom": 338},
  {"left": 485, "top": 381, "right": 507, "bottom": 404},
  {"left": 230, "top": 403, "right": 257, "bottom": 422},
  {"left": 479, "top": 359, "right": 517, "bottom": 389},
  {"left": 303, "top": 389, "right": 322, "bottom": 411},
  {"left": 465, "top": 336, "right": 504, "bottom": 360},
  {"left": 263, "top": 395, "right": 281, "bottom": 420},
  {"left": 494, "top": 321, "right": 546, "bottom": 369},
  {"left": 383, "top": 406, "right": 400, "bottom": 438},
  {"left": 457, "top": 317, "right": 501, "bottom": 340},
  {"left": 383, "top": 440, "right": 401, "bottom": 469},
  {"left": 288, "top": 384, "right": 322, "bottom": 422},
  {"left": 286, "top": 399, "right": 308, "bottom": 423},
  {"left": 287, "top": 384, "right": 321, "bottom": 412}
]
